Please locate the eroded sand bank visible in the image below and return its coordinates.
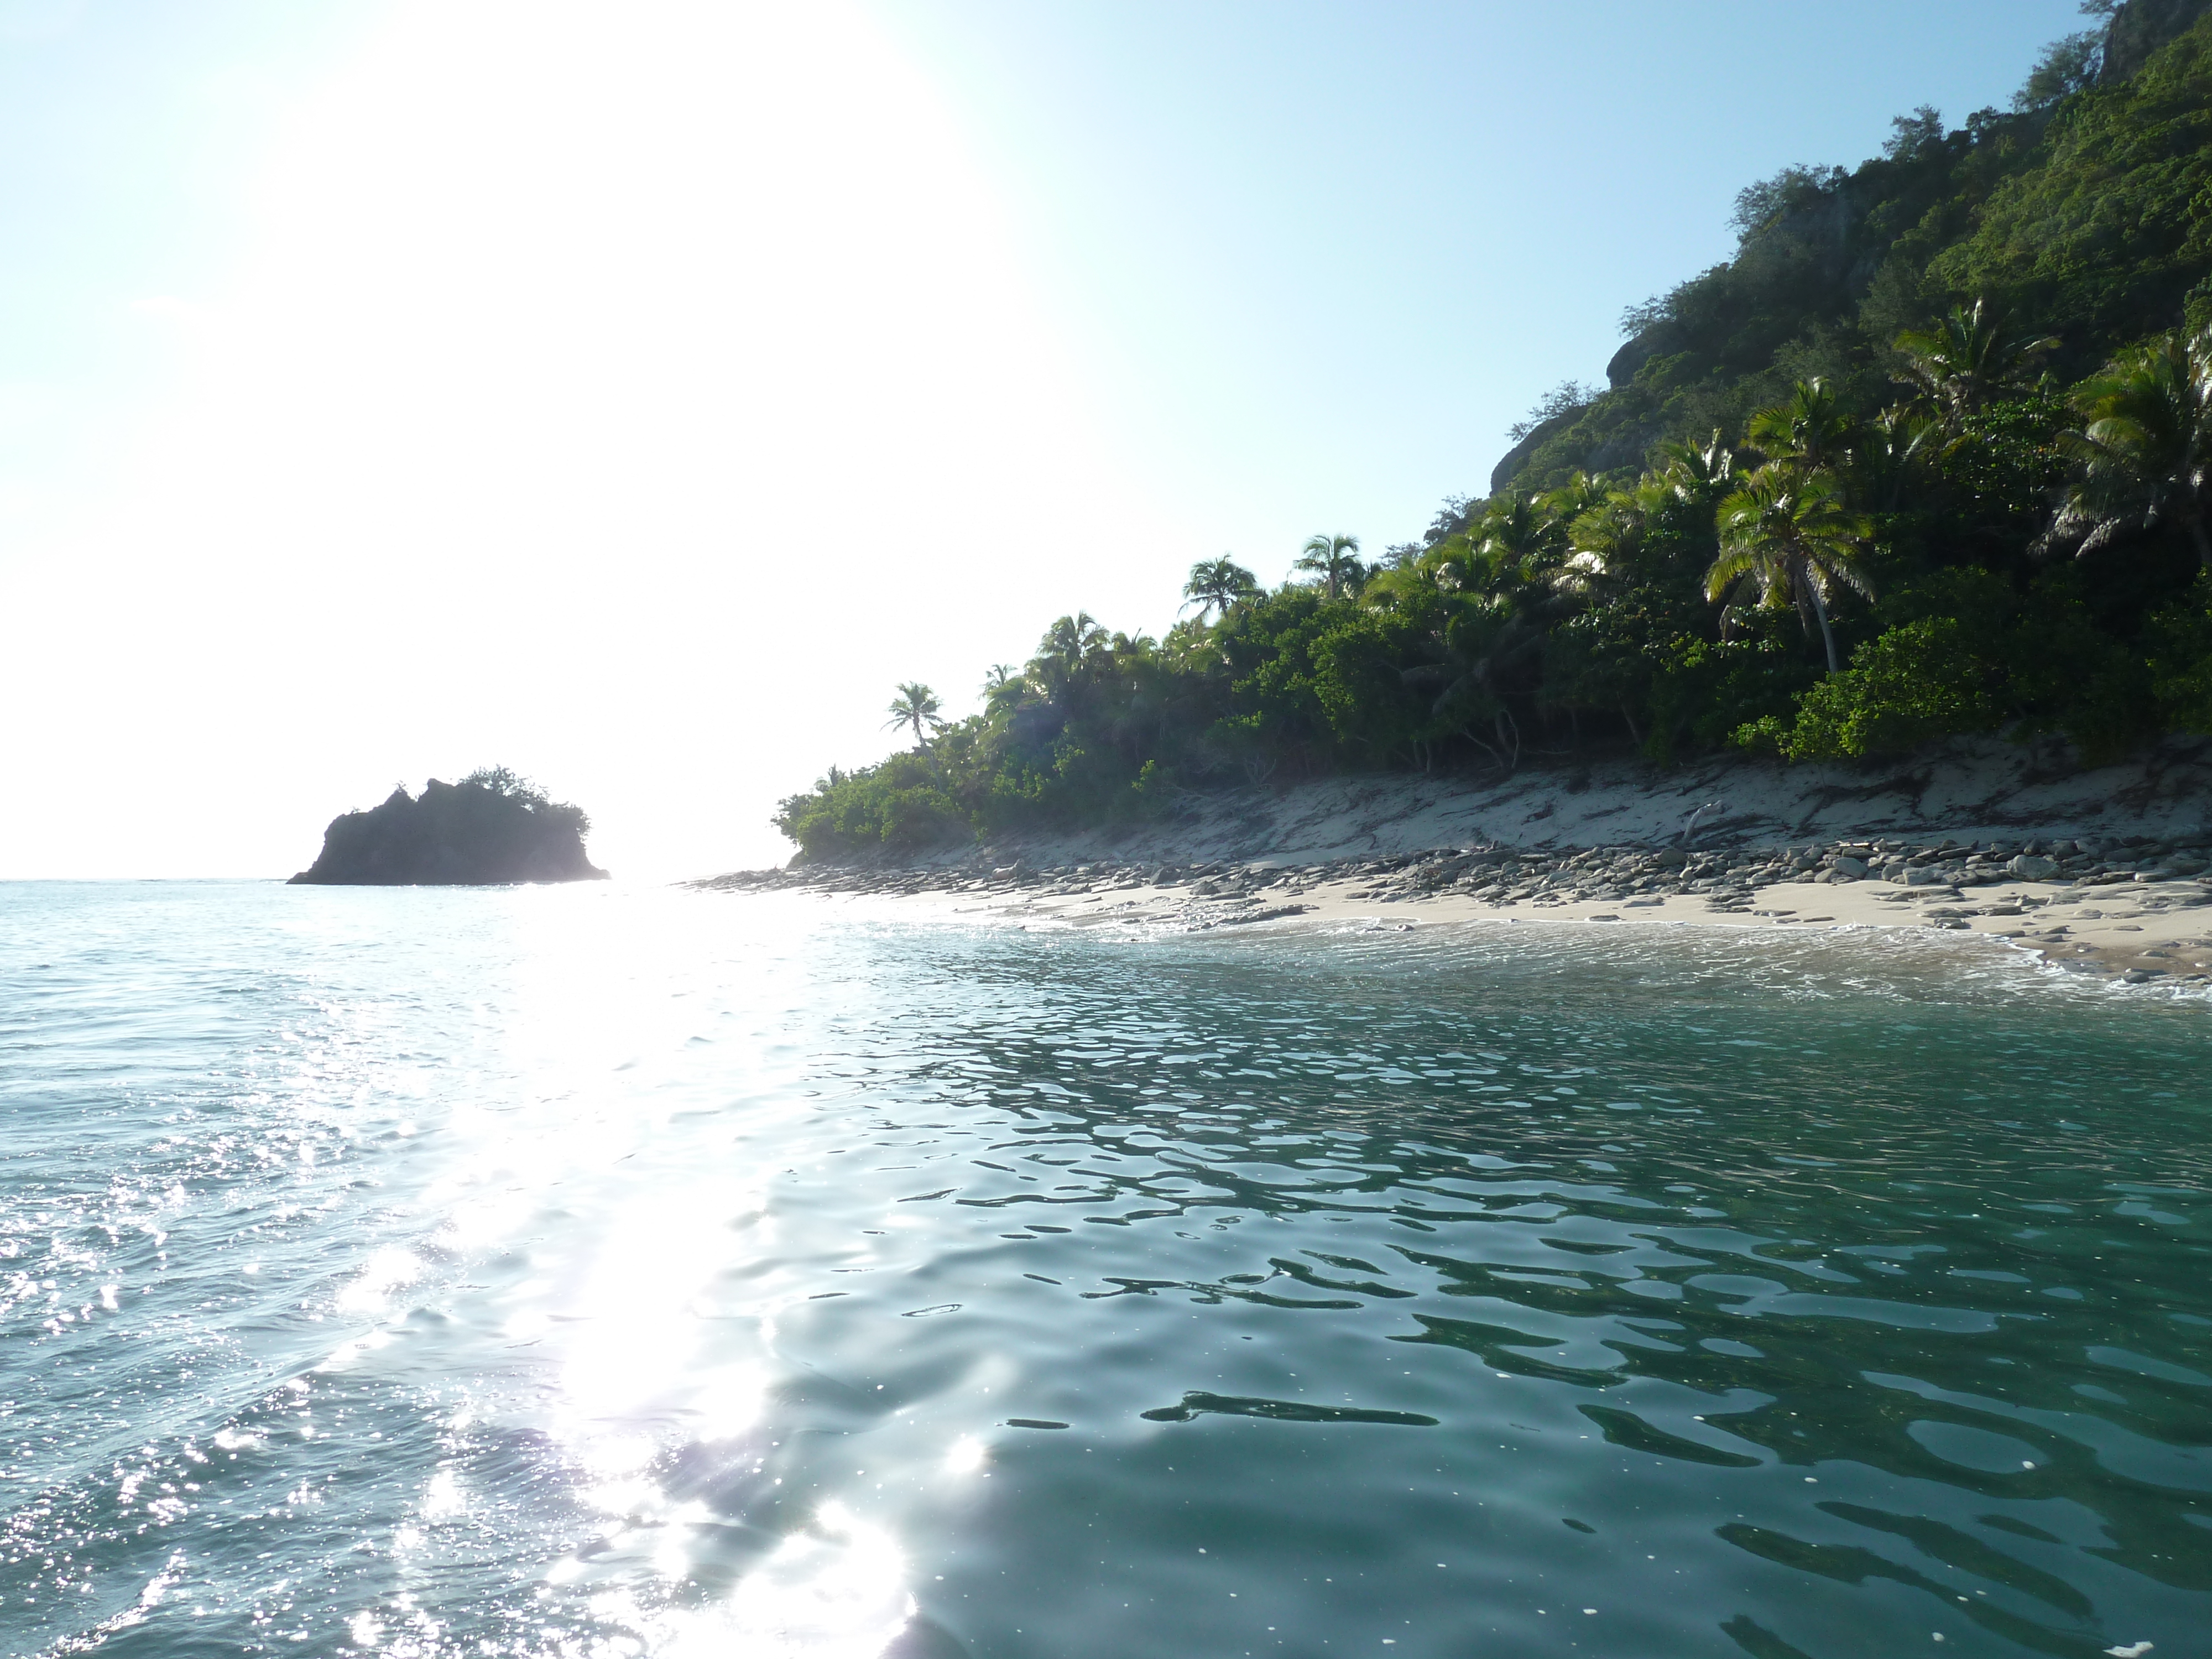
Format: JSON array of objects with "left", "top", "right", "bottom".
[{"left": 696, "top": 738, "right": 2212, "bottom": 988}]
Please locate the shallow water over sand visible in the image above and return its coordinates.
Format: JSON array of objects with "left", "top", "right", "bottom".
[{"left": 2, "top": 881, "right": 2208, "bottom": 1658}]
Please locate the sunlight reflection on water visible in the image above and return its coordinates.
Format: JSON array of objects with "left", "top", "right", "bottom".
[
  {"left": 1, "top": 881, "right": 2206, "bottom": 1659},
  {"left": 649, "top": 1503, "right": 914, "bottom": 1659}
]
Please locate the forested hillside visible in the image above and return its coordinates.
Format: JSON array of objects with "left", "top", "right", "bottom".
[{"left": 777, "top": 0, "right": 2212, "bottom": 860}]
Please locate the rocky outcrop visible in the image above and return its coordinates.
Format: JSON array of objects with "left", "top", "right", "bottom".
[
  {"left": 289, "top": 778, "right": 607, "bottom": 885},
  {"left": 1488, "top": 411, "right": 1579, "bottom": 494},
  {"left": 1604, "top": 326, "right": 1673, "bottom": 390},
  {"left": 2103, "top": 0, "right": 2212, "bottom": 84}
]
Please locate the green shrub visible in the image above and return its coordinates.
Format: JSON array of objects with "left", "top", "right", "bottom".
[
  {"left": 773, "top": 753, "right": 971, "bottom": 858},
  {"left": 1645, "top": 631, "right": 1819, "bottom": 765},
  {"left": 2148, "top": 573, "right": 2212, "bottom": 733},
  {"left": 2003, "top": 570, "right": 2162, "bottom": 763},
  {"left": 1743, "top": 617, "right": 2001, "bottom": 759}
]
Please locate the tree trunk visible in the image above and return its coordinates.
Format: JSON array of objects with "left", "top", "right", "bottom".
[
  {"left": 1462, "top": 727, "right": 1507, "bottom": 771},
  {"left": 1808, "top": 580, "right": 1840, "bottom": 675},
  {"left": 2191, "top": 515, "right": 2212, "bottom": 574}
]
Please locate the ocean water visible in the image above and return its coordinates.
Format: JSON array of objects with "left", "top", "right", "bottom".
[{"left": 2, "top": 882, "right": 2209, "bottom": 1659}]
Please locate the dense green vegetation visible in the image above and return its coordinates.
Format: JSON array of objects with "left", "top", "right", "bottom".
[{"left": 777, "top": 2, "right": 2212, "bottom": 860}]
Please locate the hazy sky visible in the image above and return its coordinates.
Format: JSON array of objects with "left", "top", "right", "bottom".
[{"left": 0, "top": 0, "right": 2088, "bottom": 878}]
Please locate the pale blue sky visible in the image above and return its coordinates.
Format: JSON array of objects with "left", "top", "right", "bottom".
[
  {"left": 0, "top": 4, "right": 367, "bottom": 473},
  {"left": 865, "top": 0, "right": 2089, "bottom": 552},
  {"left": 0, "top": 1, "right": 2095, "bottom": 875}
]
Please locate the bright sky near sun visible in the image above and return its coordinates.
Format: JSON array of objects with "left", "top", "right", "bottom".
[{"left": 1, "top": 0, "right": 2089, "bottom": 879}]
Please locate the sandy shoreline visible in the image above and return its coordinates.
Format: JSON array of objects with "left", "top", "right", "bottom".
[
  {"left": 696, "top": 739, "right": 2212, "bottom": 990},
  {"left": 701, "top": 854, "right": 2212, "bottom": 988}
]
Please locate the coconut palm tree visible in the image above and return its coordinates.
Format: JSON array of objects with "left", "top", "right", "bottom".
[
  {"left": 1036, "top": 612, "right": 1108, "bottom": 675},
  {"left": 1747, "top": 378, "right": 1856, "bottom": 472},
  {"left": 1537, "top": 471, "right": 1607, "bottom": 528},
  {"left": 1564, "top": 477, "right": 1673, "bottom": 592},
  {"left": 884, "top": 682, "right": 943, "bottom": 748},
  {"left": 1180, "top": 555, "right": 1260, "bottom": 621},
  {"left": 1357, "top": 550, "right": 1450, "bottom": 615},
  {"left": 1656, "top": 429, "right": 1735, "bottom": 502},
  {"left": 1417, "top": 529, "right": 1482, "bottom": 597},
  {"left": 1024, "top": 613, "right": 1109, "bottom": 707},
  {"left": 980, "top": 664, "right": 1025, "bottom": 717},
  {"left": 1707, "top": 467, "right": 1876, "bottom": 673},
  {"left": 1472, "top": 494, "right": 1556, "bottom": 581},
  {"left": 1893, "top": 300, "right": 2058, "bottom": 432},
  {"left": 1295, "top": 533, "right": 1364, "bottom": 599},
  {"left": 1856, "top": 403, "right": 1943, "bottom": 512},
  {"left": 2044, "top": 326, "right": 2212, "bottom": 572}
]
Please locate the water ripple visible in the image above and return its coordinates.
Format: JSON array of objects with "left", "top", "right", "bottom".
[{"left": 0, "top": 882, "right": 2205, "bottom": 1658}]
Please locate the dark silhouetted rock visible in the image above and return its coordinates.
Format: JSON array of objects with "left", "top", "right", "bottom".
[{"left": 289, "top": 776, "right": 607, "bottom": 885}]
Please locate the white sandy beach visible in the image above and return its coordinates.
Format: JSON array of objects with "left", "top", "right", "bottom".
[{"left": 923, "top": 862, "right": 2212, "bottom": 985}]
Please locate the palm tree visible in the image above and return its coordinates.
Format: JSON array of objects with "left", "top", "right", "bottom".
[
  {"left": 884, "top": 681, "right": 943, "bottom": 748},
  {"left": 1747, "top": 378, "right": 1855, "bottom": 472},
  {"left": 1025, "top": 613, "right": 1108, "bottom": 706},
  {"left": 1564, "top": 477, "right": 1672, "bottom": 591},
  {"left": 1180, "top": 555, "right": 1260, "bottom": 621},
  {"left": 1536, "top": 471, "right": 1607, "bottom": 528},
  {"left": 1472, "top": 495, "right": 1554, "bottom": 580},
  {"left": 1707, "top": 467, "right": 1876, "bottom": 674},
  {"left": 980, "top": 664, "right": 1025, "bottom": 716},
  {"left": 1656, "top": 429, "right": 1735, "bottom": 502},
  {"left": 1358, "top": 552, "right": 1449, "bottom": 614},
  {"left": 1036, "top": 612, "right": 1107, "bottom": 674},
  {"left": 1857, "top": 403, "right": 1942, "bottom": 512},
  {"left": 1894, "top": 300, "right": 2057, "bottom": 432},
  {"left": 1295, "top": 533, "right": 1364, "bottom": 599},
  {"left": 2044, "top": 326, "right": 2212, "bottom": 572}
]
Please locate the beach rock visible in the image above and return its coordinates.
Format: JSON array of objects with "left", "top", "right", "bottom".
[
  {"left": 2008, "top": 854, "right": 2060, "bottom": 881},
  {"left": 290, "top": 778, "right": 606, "bottom": 886}
]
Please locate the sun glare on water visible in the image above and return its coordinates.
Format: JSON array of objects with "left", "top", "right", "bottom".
[{"left": 315, "top": 890, "right": 925, "bottom": 1656}]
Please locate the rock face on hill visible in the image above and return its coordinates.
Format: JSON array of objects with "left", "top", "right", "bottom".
[{"left": 289, "top": 778, "right": 607, "bottom": 885}]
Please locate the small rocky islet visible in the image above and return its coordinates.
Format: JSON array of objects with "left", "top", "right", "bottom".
[
  {"left": 290, "top": 773, "right": 606, "bottom": 886},
  {"left": 698, "top": 832, "right": 2212, "bottom": 987}
]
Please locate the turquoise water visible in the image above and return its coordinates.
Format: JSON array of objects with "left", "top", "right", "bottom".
[{"left": 2, "top": 881, "right": 2208, "bottom": 1659}]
